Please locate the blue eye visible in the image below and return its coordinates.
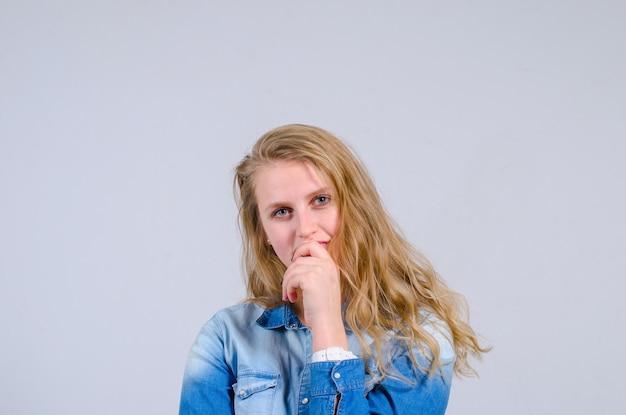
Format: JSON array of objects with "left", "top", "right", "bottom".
[
  {"left": 272, "top": 208, "right": 289, "bottom": 218},
  {"left": 314, "top": 195, "right": 330, "bottom": 205}
]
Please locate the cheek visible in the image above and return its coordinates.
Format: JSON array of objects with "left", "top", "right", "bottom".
[
  {"left": 264, "top": 227, "right": 292, "bottom": 263},
  {"left": 271, "top": 242, "right": 292, "bottom": 268},
  {"left": 265, "top": 222, "right": 286, "bottom": 243},
  {"left": 329, "top": 209, "right": 341, "bottom": 236}
]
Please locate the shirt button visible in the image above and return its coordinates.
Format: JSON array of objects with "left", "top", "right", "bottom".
[
  {"left": 290, "top": 323, "right": 297, "bottom": 328},
  {"left": 238, "top": 390, "right": 246, "bottom": 397},
  {"left": 301, "top": 398, "right": 309, "bottom": 405},
  {"left": 334, "top": 372, "right": 341, "bottom": 379}
]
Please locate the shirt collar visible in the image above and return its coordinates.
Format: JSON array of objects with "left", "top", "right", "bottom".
[{"left": 256, "top": 303, "right": 304, "bottom": 330}]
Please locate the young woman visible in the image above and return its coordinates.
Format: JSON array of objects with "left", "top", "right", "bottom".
[{"left": 179, "top": 124, "right": 488, "bottom": 414}]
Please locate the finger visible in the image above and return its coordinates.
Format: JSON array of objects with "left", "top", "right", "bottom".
[
  {"left": 282, "top": 277, "right": 299, "bottom": 303},
  {"left": 291, "top": 241, "right": 331, "bottom": 262},
  {"left": 282, "top": 258, "right": 322, "bottom": 302},
  {"left": 282, "top": 265, "right": 298, "bottom": 302}
]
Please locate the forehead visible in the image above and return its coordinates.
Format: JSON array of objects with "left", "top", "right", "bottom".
[{"left": 254, "top": 160, "right": 331, "bottom": 203}]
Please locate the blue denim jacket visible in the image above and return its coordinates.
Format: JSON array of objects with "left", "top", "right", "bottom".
[{"left": 179, "top": 302, "right": 454, "bottom": 414}]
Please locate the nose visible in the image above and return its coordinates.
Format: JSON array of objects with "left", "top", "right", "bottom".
[{"left": 295, "top": 210, "right": 316, "bottom": 239}]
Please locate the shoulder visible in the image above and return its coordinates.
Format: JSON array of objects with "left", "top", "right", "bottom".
[
  {"left": 419, "top": 310, "right": 455, "bottom": 364},
  {"left": 201, "top": 302, "right": 266, "bottom": 333},
  {"left": 211, "top": 302, "right": 266, "bottom": 321},
  {"left": 189, "top": 302, "right": 266, "bottom": 358}
]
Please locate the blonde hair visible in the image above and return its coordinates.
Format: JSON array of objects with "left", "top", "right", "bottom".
[{"left": 234, "top": 124, "right": 488, "bottom": 378}]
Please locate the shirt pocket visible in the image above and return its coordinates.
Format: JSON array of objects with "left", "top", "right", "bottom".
[{"left": 232, "top": 371, "right": 279, "bottom": 415}]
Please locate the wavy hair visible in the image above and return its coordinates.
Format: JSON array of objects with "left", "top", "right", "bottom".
[{"left": 234, "top": 124, "right": 488, "bottom": 378}]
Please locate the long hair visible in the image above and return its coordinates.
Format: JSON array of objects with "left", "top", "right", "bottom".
[{"left": 234, "top": 124, "right": 488, "bottom": 378}]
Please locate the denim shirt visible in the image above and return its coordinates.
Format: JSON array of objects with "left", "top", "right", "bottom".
[{"left": 179, "top": 302, "right": 455, "bottom": 415}]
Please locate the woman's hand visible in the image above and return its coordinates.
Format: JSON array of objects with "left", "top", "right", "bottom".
[{"left": 282, "top": 241, "right": 348, "bottom": 351}]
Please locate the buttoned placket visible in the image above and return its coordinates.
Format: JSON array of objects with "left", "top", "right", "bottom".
[{"left": 289, "top": 323, "right": 312, "bottom": 415}]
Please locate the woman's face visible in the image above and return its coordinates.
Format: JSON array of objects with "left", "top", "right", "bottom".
[{"left": 255, "top": 160, "right": 340, "bottom": 268}]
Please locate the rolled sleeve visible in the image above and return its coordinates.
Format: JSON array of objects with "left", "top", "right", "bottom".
[
  {"left": 309, "top": 359, "right": 369, "bottom": 413},
  {"left": 308, "top": 347, "right": 453, "bottom": 414},
  {"left": 310, "top": 359, "right": 365, "bottom": 395}
]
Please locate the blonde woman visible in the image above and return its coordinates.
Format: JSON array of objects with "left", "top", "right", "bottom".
[{"left": 179, "top": 124, "right": 488, "bottom": 414}]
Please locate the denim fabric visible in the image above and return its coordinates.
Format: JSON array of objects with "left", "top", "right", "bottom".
[{"left": 179, "top": 302, "right": 454, "bottom": 415}]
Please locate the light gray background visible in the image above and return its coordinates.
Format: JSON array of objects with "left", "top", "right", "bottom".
[{"left": 1, "top": 1, "right": 625, "bottom": 414}]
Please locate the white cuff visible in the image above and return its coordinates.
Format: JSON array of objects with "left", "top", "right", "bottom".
[{"left": 311, "top": 347, "right": 358, "bottom": 362}]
